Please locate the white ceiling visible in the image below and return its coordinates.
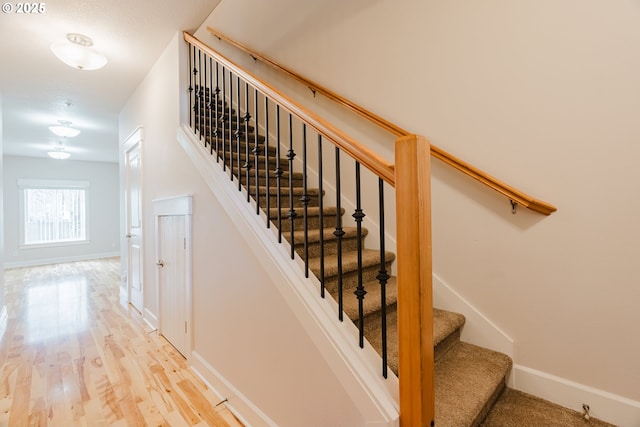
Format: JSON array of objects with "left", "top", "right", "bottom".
[{"left": 1, "top": 0, "right": 221, "bottom": 163}]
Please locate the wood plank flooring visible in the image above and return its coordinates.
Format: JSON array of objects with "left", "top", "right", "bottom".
[{"left": 0, "top": 258, "right": 244, "bottom": 427}]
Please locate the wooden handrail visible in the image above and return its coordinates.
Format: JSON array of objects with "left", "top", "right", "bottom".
[
  {"left": 184, "top": 32, "right": 395, "bottom": 186},
  {"left": 206, "top": 27, "right": 557, "bottom": 216}
]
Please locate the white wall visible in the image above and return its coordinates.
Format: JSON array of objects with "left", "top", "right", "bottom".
[
  {"left": 119, "top": 33, "right": 383, "bottom": 427},
  {"left": 3, "top": 156, "right": 119, "bottom": 268},
  {"left": 0, "top": 93, "right": 6, "bottom": 333},
  {"left": 195, "top": 0, "right": 640, "bottom": 411}
]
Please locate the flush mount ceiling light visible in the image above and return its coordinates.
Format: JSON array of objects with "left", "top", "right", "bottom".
[
  {"left": 47, "top": 145, "right": 71, "bottom": 160},
  {"left": 50, "top": 33, "right": 108, "bottom": 71},
  {"left": 49, "top": 120, "right": 80, "bottom": 138}
]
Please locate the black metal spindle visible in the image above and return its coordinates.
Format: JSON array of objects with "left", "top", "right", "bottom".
[
  {"left": 301, "top": 124, "right": 310, "bottom": 277},
  {"left": 209, "top": 57, "right": 218, "bottom": 154},
  {"left": 264, "top": 97, "right": 271, "bottom": 228},
  {"left": 188, "top": 44, "right": 194, "bottom": 129},
  {"left": 353, "top": 162, "right": 366, "bottom": 348},
  {"left": 229, "top": 72, "right": 234, "bottom": 179},
  {"left": 376, "top": 177, "right": 389, "bottom": 378},
  {"left": 236, "top": 75, "right": 242, "bottom": 190},
  {"left": 275, "top": 105, "right": 283, "bottom": 242},
  {"left": 202, "top": 55, "right": 208, "bottom": 147},
  {"left": 334, "top": 148, "right": 344, "bottom": 321},
  {"left": 198, "top": 49, "right": 203, "bottom": 140},
  {"left": 287, "top": 114, "right": 297, "bottom": 260},
  {"left": 318, "top": 135, "right": 325, "bottom": 298},
  {"left": 213, "top": 61, "right": 220, "bottom": 159},
  {"left": 253, "top": 89, "right": 260, "bottom": 213},
  {"left": 221, "top": 66, "right": 227, "bottom": 170},
  {"left": 244, "top": 82, "right": 252, "bottom": 199}
]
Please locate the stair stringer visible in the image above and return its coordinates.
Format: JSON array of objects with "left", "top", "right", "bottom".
[{"left": 178, "top": 124, "right": 400, "bottom": 426}]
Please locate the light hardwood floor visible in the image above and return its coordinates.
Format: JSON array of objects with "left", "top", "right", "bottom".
[{"left": 0, "top": 258, "right": 244, "bottom": 427}]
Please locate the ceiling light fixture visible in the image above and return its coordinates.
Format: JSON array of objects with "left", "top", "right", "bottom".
[
  {"left": 47, "top": 145, "right": 71, "bottom": 160},
  {"left": 49, "top": 120, "right": 80, "bottom": 138},
  {"left": 50, "top": 33, "right": 108, "bottom": 71}
]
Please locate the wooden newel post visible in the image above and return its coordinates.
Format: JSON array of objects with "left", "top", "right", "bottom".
[{"left": 395, "top": 134, "right": 435, "bottom": 427}]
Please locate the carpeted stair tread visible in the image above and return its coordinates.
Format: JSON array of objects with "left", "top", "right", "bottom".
[
  {"left": 288, "top": 226, "right": 366, "bottom": 245},
  {"left": 433, "top": 308, "right": 466, "bottom": 346},
  {"left": 308, "top": 249, "right": 396, "bottom": 280},
  {"left": 213, "top": 149, "right": 287, "bottom": 169},
  {"left": 268, "top": 206, "right": 342, "bottom": 218},
  {"left": 366, "top": 306, "right": 466, "bottom": 376},
  {"left": 433, "top": 308, "right": 466, "bottom": 362},
  {"left": 481, "top": 388, "right": 617, "bottom": 427},
  {"left": 227, "top": 167, "right": 303, "bottom": 186},
  {"left": 343, "top": 276, "right": 397, "bottom": 322},
  {"left": 255, "top": 185, "right": 321, "bottom": 197},
  {"left": 286, "top": 227, "right": 367, "bottom": 258},
  {"left": 435, "top": 342, "right": 512, "bottom": 427}
]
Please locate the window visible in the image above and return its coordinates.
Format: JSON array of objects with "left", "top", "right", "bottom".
[{"left": 19, "top": 179, "right": 89, "bottom": 246}]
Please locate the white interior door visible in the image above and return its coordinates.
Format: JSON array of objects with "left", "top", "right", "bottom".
[
  {"left": 158, "top": 214, "right": 188, "bottom": 357},
  {"left": 124, "top": 129, "right": 143, "bottom": 313}
]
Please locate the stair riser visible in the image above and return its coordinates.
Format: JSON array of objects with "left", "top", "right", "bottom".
[
  {"left": 434, "top": 328, "right": 461, "bottom": 362},
  {"left": 276, "top": 213, "right": 340, "bottom": 232},
  {"left": 316, "top": 260, "right": 394, "bottom": 295},
  {"left": 361, "top": 301, "right": 396, "bottom": 330},
  {"left": 207, "top": 138, "right": 274, "bottom": 155},
  {"left": 193, "top": 105, "right": 237, "bottom": 115},
  {"left": 258, "top": 194, "right": 320, "bottom": 209},
  {"left": 196, "top": 121, "right": 256, "bottom": 135},
  {"left": 217, "top": 152, "right": 290, "bottom": 171},
  {"left": 293, "top": 234, "right": 365, "bottom": 259},
  {"left": 228, "top": 173, "right": 303, "bottom": 189}
]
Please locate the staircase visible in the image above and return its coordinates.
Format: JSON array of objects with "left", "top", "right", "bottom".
[
  {"left": 191, "top": 102, "right": 481, "bottom": 426},
  {"left": 187, "top": 66, "right": 619, "bottom": 425}
]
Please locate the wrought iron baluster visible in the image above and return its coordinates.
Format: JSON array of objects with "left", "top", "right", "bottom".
[
  {"left": 253, "top": 89, "right": 260, "bottom": 213},
  {"left": 264, "top": 97, "right": 271, "bottom": 228},
  {"left": 377, "top": 177, "right": 389, "bottom": 379},
  {"left": 318, "top": 135, "right": 325, "bottom": 298},
  {"left": 236, "top": 75, "right": 242, "bottom": 190},
  {"left": 244, "top": 82, "right": 252, "bottom": 199},
  {"left": 213, "top": 61, "right": 220, "bottom": 159},
  {"left": 334, "top": 147, "right": 344, "bottom": 321},
  {"left": 221, "top": 66, "right": 227, "bottom": 171},
  {"left": 188, "top": 44, "right": 194, "bottom": 129},
  {"left": 229, "top": 73, "right": 234, "bottom": 180},
  {"left": 275, "top": 105, "right": 283, "bottom": 243},
  {"left": 301, "top": 124, "right": 310, "bottom": 277},
  {"left": 198, "top": 48, "right": 203, "bottom": 140},
  {"left": 202, "top": 55, "right": 208, "bottom": 147},
  {"left": 287, "top": 114, "right": 297, "bottom": 260},
  {"left": 353, "top": 162, "right": 367, "bottom": 348},
  {"left": 207, "top": 57, "right": 217, "bottom": 154}
]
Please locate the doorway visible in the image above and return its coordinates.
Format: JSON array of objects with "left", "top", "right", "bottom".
[
  {"left": 154, "top": 195, "right": 192, "bottom": 358},
  {"left": 122, "top": 127, "right": 144, "bottom": 313}
]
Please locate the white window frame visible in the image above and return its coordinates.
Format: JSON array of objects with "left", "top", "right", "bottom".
[{"left": 18, "top": 179, "right": 91, "bottom": 248}]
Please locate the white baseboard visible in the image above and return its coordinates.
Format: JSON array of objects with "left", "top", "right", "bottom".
[
  {"left": 0, "top": 306, "right": 7, "bottom": 343},
  {"left": 144, "top": 308, "right": 158, "bottom": 331},
  {"left": 3, "top": 251, "right": 120, "bottom": 269},
  {"left": 514, "top": 364, "right": 640, "bottom": 427},
  {"left": 191, "top": 351, "right": 278, "bottom": 427}
]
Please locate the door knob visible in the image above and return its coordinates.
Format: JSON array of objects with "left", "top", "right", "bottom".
[
  {"left": 156, "top": 260, "right": 164, "bottom": 267},
  {"left": 125, "top": 233, "right": 132, "bottom": 238}
]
